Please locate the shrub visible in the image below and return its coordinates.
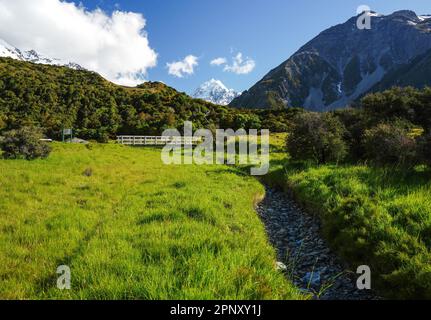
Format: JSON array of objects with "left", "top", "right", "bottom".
[
  {"left": 0, "top": 127, "right": 52, "bottom": 160},
  {"left": 287, "top": 112, "right": 348, "bottom": 164},
  {"left": 362, "top": 123, "right": 418, "bottom": 167}
]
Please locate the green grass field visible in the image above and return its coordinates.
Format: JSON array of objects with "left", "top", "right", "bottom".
[
  {"left": 266, "top": 134, "right": 431, "bottom": 299},
  {"left": 0, "top": 143, "right": 302, "bottom": 300},
  {"left": 5, "top": 134, "right": 430, "bottom": 299}
]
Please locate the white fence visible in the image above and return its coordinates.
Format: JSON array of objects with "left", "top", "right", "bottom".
[{"left": 117, "top": 136, "right": 202, "bottom": 146}]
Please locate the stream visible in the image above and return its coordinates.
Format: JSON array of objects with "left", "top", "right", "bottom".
[{"left": 256, "top": 188, "right": 380, "bottom": 300}]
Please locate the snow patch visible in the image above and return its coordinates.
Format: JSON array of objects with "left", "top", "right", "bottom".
[
  {"left": 369, "top": 12, "right": 384, "bottom": 18},
  {"left": 419, "top": 15, "right": 431, "bottom": 21},
  {"left": 336, "top": 82, "right": 343, "bottom": 94}
]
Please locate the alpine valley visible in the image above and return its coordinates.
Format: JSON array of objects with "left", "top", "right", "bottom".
[{"left": 4, "top": 3, "right": 431, "bottom": 302}]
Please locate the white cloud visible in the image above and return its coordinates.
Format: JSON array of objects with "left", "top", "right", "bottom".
[
  {"left": 210, "top": 57, "right": 227, "bottom": 66},
  {"left": 167, "top": 55, "right": 198, "bottom": 78},
  {"left": 0, "top": 0, "right": 158, "bottom": 86},
  {"left": 224, "top": 53, "right": 256, "bottom": 75}
]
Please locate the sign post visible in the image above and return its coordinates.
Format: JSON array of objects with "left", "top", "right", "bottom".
[{"left": 62, "top": 128, "right": 73, "bottom": 143}]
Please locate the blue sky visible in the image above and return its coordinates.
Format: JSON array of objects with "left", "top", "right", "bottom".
[{"left": 74, "top": 0, "right": 431, "bottom": 94}]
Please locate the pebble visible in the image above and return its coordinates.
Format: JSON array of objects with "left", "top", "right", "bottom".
[
  {"left": 303, "top": 272, "right": 321, "bottom": 287},
  {"left": 276, "top": 262, "right": 288, "bottom": 272}
]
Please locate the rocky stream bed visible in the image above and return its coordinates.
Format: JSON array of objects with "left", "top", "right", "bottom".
[{"left": 256, "top": 188, "right": 380, "bottom": 300}]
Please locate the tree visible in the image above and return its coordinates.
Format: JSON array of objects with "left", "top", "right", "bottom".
[
  {"left": 333, "top": 107, "right": 368, "bottom": 161},
  {"left": 287, "top": 112, "right": 348, "bottom": 164}
]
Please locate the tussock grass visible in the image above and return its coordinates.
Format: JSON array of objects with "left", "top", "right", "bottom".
[
  {"left": 0, "top": 143, "right": 302, "bottom": 300},
  {"left": 286, "top": 165, "right": 431, "bottom": 299}
]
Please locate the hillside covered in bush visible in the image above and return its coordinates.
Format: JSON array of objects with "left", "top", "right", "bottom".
[{"left": 0, "top": 58, "right": 297, "bottom": 141}]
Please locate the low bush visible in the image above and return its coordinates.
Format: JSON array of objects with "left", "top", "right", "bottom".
[
  {"left": 362, "top": 123, "right": 418, "bottom": 167},
  {"left": 0, "top": 127, "right": 51, "bottom": 160}
]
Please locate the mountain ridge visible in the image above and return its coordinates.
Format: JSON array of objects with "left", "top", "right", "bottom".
[
  {"left": 0, "top": 38, "right": 84, "bottom": 70},
  {"left": 230, "top": 10, "right": 431, "bottom": 111}
]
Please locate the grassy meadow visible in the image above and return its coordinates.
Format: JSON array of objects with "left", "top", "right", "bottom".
[
  {"left": 3, "top": 133, "right": 431, "bottom": 299},
  {"left": 0, "top": 143, "right": 302, "bottom": 300},
  {"left": 266, "top": 134, "right": 431, "bottom": 299}
]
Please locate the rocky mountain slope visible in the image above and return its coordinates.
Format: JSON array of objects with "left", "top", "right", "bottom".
[
  {"left": 230, "top": 10, "right": 431, "bottom": 111},
  {"left": 370, "top": 47, "right": 431, "bottom": 92},
  {"left": 192, "top": 79, "right": 241, "bottom": 105}
]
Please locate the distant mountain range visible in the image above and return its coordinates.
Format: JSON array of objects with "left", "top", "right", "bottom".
[
  {"left": 193, "top": 79, "right": 241, "bottom": 105},
  {"left": 230, "top": 10, "right": 431, "bottom": 111},
  {"left": 0, "top": 39, "right": 83, "bottom": 70}
]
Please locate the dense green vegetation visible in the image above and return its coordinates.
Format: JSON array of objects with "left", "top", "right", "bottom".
[
  {"left": 0, "top": 143, "right": 302, "bottom": 299},
  {"left": 288, "top": 86, "right": 431, "bottom": 168},
  {"left": 267, "top": 87, "right": 431, "bottom": 298},
  {"left": 0, "top": 58, "right": 298, "bottom": 142}
]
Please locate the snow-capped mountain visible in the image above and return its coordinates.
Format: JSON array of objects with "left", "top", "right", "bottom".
[
  {"left": 193, "top": 79, "right": 241, "bottom": 105},
  {"left": 0, "top": 39, "right": 83, "bottom": 70}
]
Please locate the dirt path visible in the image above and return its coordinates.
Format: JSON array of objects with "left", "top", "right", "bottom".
[{"left": 256, "top": 188, "right": 379, "bottom": 300}]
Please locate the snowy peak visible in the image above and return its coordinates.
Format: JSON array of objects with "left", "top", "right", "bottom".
[
  {"left": 0, "top": 39, "right": 22, "bottom": 60},
  {"left": 0, "top": 39, "right": 84, "bottom": 70},
  {"left": 201, "top": 79, "right": 229, "bottom": 92},
  {"left": 193, "top": 79, "right": 241, "bottom": 105}
]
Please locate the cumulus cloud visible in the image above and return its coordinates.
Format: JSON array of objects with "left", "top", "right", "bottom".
[
  {"left": 210, "top": 57, "right": 227, "bottom": 66},
  {"left": 224, "top": 53, "right": 256, "bottom": 75},
  {"left": 167, "top": 55, "right": 198, "bottom": 78},
  {"left": 0, "top": 0, "right": 158, "bottom": 86}
]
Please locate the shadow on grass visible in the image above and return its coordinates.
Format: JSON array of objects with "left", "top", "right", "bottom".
[
  {"left": 138, "top": 213, "right": 180, "bottom": 225},
  {"left": 205, "top": 167, "right": 249, "bottom": 178}
]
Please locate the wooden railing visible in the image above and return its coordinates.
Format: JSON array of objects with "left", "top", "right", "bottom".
[{"left": 117, "top": 136, "right": 202, "bottom": 146}]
